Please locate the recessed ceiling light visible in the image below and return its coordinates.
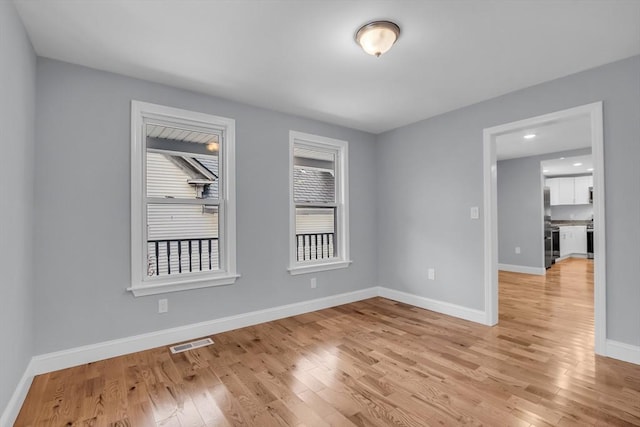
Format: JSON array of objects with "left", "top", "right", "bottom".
[
  {"left": 543, "top": 169, "right": 549, "bottom": 173},
  {"left": 560, "top": 157, "right": 565, "bottom": 160},
  {"left": 523, "top": 134, "right": 536, "bottom": 139},
  {"left": 573, "top": 162, "right": 583, "bottom": 166},
  {"left": 587, "top": 168, "right": 594, "bottom": 171}
]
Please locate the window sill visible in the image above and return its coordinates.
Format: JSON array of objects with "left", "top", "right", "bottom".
[
  {"left": 128, "top": 273, "right": 240, "bottom": 297},
  {"left": 288, "top": 260, "right": 352, "bottom": 275}
]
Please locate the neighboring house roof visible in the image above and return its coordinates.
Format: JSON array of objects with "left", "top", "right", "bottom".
[
  {"left": 165, "top": 154, "right": 219, "bottom": 200},
  {"left": 195, "top": 157, "right": 219, "bottom": 178},
  {"left": 196, "top": 157, "right": 219, "bottom": 200},
  {"left": 294, "top": 168, "right": 334, "bottom": 204}
]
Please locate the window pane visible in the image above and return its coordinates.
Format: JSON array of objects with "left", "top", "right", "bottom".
[
  {"left": 146, "top": 204, "right": 219, "bottom": 276},
  {"left": 146, "top": 123, "right": 219, "bottom": 200},
  {"left": 295, "top": 207, "right": 336, "bottom": 261},
  {"left": 146, "top": 152, "right": 219, "bottom": 200},
  {"left": 293, "top": 147, "right": 335, "bottom": 204}
]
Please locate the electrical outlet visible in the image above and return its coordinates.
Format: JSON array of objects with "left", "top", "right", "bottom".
[
  {"left": 158, "top": 298, "right": 168, "bottom": 313},
  {"left": 515, "top": 247, "right": 521, "bottom": 254},
  {"left": 310, "top": 277, "right": 317, "bottom": 289},
  {"left": 428, "top": 268, "right": 435, "bottom": 280}
]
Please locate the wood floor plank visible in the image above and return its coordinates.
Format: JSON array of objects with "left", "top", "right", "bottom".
[{"left": 14, "top": 259, "right": 640, "bottom": 427}]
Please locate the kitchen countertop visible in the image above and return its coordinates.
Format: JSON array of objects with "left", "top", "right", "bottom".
[{"left": 551, "top": 220, "right": 593, "bottom": 226}]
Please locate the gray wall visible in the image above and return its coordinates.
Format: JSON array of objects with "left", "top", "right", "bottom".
[
  {"left": 497, "top": 148, "right": 591, "bottom": 268},
  {"left": 34, "top": 59, "right": 378, "bottom": 354},
  {"left": 0, "top": 1, "right": 36, "bottom": 416},
  {"left": 376, "top": 56, "right": 640, "bottom": 345}
]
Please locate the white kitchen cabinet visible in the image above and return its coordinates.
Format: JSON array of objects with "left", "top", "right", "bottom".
[
  {"left": 546, "top": 175, "right": 593, "bottom": 205},
  {"left": 557, "top": 179, "right": 575, "bottom": 205},
  {"left": 559, "top": 225, "right": 587, "bottom": 256},
  {"left": 574, "top": 176, "right": 592, "bottom": 204},
  {"left": 547, "top": 178, "right": 560, "bottom": 205},
  {"left": 575, "top": 226, "right": 587, "bottom": 254},
  {"left": 559, "top": 227, "right": 570, "bottom": 256}
]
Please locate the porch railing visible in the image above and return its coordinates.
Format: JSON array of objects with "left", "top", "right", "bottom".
[
  {"left": 148, "top": 233, "right": 333, "bottom": 275},
  {"left": 296, "top": 233, "right": 335, "bottom": 261},
  {"left": 148, "top": 237, "right": 218, "bottom": 276}
]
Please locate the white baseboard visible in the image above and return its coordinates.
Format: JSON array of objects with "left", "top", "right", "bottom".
[
  {"left": 498, "top": 263, "right": 546, "bottom": 275},
  {"left": 0, "top": 362, "right": 34, "bottom": 427},
  {"left": 29, "top": 285, "right": 491, "bottom": 375},
  {"left": 555, "top": 254, "right": 588, "bottom": 262},
  {"left": 570, "top": 253, "right": 588, "bottom": 259},
  {"left": 605, "top": 339, "right": 640, "bottom": 365},
  {"left": 378, "top": 287, "right": 487, "bottom": 325},
  {"left": 30, "top": 287, "right": 379, "bottom": 375}
]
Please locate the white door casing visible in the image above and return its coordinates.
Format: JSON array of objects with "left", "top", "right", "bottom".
[{"left": 482, "top": 102, "right": 606, "bottom": 355}]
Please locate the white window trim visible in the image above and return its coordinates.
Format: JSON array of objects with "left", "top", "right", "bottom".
[
  {"left": 288, "top": 131, "right": 351, "bottom": 275},
  {"left": 129, "top": 101, "right": 238, "bottom": 296}
]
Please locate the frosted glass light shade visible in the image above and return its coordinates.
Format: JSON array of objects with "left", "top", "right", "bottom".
[{"left": 355, "top": 21, "right": 400, "bottom": 57}]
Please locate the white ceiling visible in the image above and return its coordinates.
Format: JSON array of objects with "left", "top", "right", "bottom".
[
  {"left": 541, "top": 154, "right": 593, "bottom": 176},
  {"left": 495, "top": 114, "right": 591, "bottom": 161},
  {"left": 14, "top": 0, "right": 640, "bottom": 134}
]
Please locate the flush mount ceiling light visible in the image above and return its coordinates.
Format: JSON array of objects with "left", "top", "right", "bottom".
[{"left": 355, "top": 21, "right": 401, "bottom": 57}]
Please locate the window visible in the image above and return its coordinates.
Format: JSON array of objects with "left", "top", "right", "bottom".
[
  {"left": 129, "top": 101, "right": 237, "bottom": 296},
  {"left": 289, "top": 131, "right": 350, "bottom": 274}
]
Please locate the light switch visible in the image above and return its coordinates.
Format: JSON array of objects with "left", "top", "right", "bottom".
[{"left": 470, "top": 206, "right": 479, "bottom": 219}]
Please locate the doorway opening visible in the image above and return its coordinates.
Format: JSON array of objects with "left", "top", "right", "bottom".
[{"left": 482, "top": 102, "right": 606, "bottom": 355}]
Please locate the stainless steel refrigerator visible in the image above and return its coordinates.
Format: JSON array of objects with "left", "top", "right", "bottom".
[{"left": 544, "top": 187, "right": 553, "bottom": 268}]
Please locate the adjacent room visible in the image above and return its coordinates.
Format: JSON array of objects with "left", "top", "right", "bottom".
[{"left": 2, "top": 1, "right": 639, "bottom": 426}]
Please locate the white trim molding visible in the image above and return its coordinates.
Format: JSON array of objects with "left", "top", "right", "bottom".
[
  {"left": 483, "top": 101, "right": 606, "bottom": 353},
  {"left": 287, "top": 260, "right": 352, "bottom": 275},
  {"left": 483, "top": 127, "right": 499, "bottom": 326},
  {"left": 379, "top": 288, "right": 487, "bottom": 324},
  {"left": 129, "top": 100, "right": 238, "bottom": 297},
  {"left": 0, "top": 365, "right": 34, "bottom": 427},
  {"left": 605, "top": 340, "right": 640, "bottom": 365},
  {"left": 288, "top": 131, "right": 351, "bottom": 275},
  {"left": 498, "top": 263, "right": 546, "bottom": 275},
  {"left": 590, "top": 102, "right": 607, "bottom": 355}
]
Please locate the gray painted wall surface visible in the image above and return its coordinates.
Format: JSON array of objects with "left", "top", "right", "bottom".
[
  {"left": 497, "top": 148, "right": 591, "bottom": 268},
  {"left": 0, "top": 1, "right": 36, "bottom": 415},
  {"left": 34, "top": 59, "right": 377, "bottom": 354},
  {"left": 376, "top": 56, "right": 640, "bottom": 345}
]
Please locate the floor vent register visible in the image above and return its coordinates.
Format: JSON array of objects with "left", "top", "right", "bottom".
[{"left": 169, "top": 337, "right": 214, "bottom": 354}]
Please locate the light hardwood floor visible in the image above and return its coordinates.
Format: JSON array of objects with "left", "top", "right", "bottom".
[{"left": 15, "top": 259, "right": 640, "bottom": 426}]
